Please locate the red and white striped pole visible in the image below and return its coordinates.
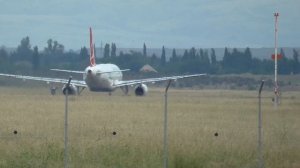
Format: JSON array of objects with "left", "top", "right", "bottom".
[{"left": 274, "top": 12, "right": 280, "bottom": 107}]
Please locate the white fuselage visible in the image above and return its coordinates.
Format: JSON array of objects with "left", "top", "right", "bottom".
[{"left": 83, "top": 64, "right": 122, "bottom": 92}]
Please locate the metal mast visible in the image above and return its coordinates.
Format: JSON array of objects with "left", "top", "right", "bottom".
[{"left": 274, "top": 12, "right": 280, "bottom": 108}]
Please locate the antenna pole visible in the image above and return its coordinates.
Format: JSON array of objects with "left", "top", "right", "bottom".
[{"left": 274, "top": 12, "right": 280, "bottom": 108}]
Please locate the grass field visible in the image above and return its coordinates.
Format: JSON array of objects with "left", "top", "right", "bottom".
[{"left": 0, "top": 86, "right": 299, "bottom": 168}]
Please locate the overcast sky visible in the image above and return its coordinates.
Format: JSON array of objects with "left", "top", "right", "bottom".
[{"left": 0, "top": 0, "right": 299, "bottom": 50}]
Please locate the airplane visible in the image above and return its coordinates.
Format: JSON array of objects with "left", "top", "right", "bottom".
[{"left": 0, "top": 28, "right": 206, "bottom": 96}]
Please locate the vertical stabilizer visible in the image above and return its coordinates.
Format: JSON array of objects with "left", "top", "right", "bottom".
[{"left": 89, "top": 27, "right": 96, "bottom": 67}]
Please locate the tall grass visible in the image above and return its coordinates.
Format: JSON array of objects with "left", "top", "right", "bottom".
[{"left": 0, "top": 87, "right": 299, "bottom": 167}]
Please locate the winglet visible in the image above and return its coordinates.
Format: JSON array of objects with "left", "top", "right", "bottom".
[{"left": 89, "top": 27, "right": 96, "bottom": 67}]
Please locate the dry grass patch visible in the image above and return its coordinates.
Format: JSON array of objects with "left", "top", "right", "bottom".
[{"left": 0, "top": 86, "right": 299, "bottom": 167}]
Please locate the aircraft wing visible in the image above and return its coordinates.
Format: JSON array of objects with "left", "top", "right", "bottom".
[
  {"left": 113, "top": 73, "right": 206, "bottom": 87},
  {"left": 0, "top": 73, "right": 87, "bottom": 87}
]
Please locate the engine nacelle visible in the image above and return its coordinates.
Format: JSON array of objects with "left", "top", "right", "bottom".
[
  {"left": 134, "top": 84, "right": 148, "bottom": 96},
  {"left": 62, "top": 84, "right": 78, "bottom": 95}
]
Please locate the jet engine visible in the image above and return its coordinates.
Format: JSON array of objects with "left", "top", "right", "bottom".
[
  {"left": 62, "top": 84, "right": 78, "bottom": 95},
  {"left": 134, "top": 84, "right": 148, "bottom": 96}
]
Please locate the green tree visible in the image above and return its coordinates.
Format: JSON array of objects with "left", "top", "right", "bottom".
[
  {"left": 182, "top": 49, "right": 188, "bottom": 60},
  {"left": 278, "top": 48, "right": 291, "bottom": 74},
  {"left": 12, "top": 36, "right": 32, "bottom": 62},
  {"left": 42, "top": 39, "right": 65, "bottom": 68},
  {"left": 251, "top": 58, "right": 272, "bottom": 74},
  {"left": 222, "top": 48, "right": 251, "bottom": 73},
  {"left": 0, "top": 47, "right": 9, "bottom": 71},
  {"left": 170, "top": 48, "right": 178, "bottom": 62},
  {"left": 111, "top": 43, "right": 117, "bottom": 57},
  {"left": 222, "top": 47, "right": 232, "bottom": 73},
  {"left": 210, "top": 48, "right": 218, "bottom": 74},
  {"left": 199, "top": 49, "right": 210, "bottom": 72},
  {"left": 104, "top": 43, "right": 110, "bottom": 58},
  {"left": 150, "top": 53, "right": 158, "bottom": 67},
  {"left": 80, "top": 47, "right": 89, "bottom": 60},
  {"left": 45, "top": 39, "right": 53, "bottom": 55},
  {"left": 53, "top": 41, "right": 58, "bottom": 53},
  {"left": 189, "top": 47, "right": 196, "bottom": 59},
  {"left": 203, "top": 50, "right": 209, "bottom": 63},
  {"left": 143, "top": 43, "right": 147, "bottom": 57},
  {"left": 114, "top": 50, "right": 145, "bottom": 72},
  {"left": 161, "top": 46, "right": 166, "bottom": 66},
  {"left": 292, "top": 49, "right": 300, "bottom": 74},
  {"left": 210, "top": 48, "right": 217, "bottom": 65},
  {"left": 9, "top": 37, "right": 33, "bottom": 72},
  {"left": 199, "top": 48, "right": 204, "bottom": 59},
  {"left": 231, "top": 48, "right": 244, "bottom": 73},
  {"left": 119, "top": 51, "right": 124, "bottom": 57},
  {"left": 44, "top": 39, "right": 64, "bottom": 56},
  {"left": 0, "top": 47, "right": 8, "bottom": 62},
  {"left": 243, "top": 47, "right": 252, "bottom": 72},
  {"left": 32, "top": 46, "right": 39, "bottom": 71},
  {"left": 55, "top": 42, "right": 64, "bottom": 55}
]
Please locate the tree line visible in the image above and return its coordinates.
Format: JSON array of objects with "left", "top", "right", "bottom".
[{"left": 0, "top": 36, "right": 299, "bottom": 75}]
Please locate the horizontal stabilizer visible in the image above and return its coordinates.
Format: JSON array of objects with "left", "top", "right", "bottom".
[
  {"left": 96, "top": 69, "right": 130, "bottom": 75},
  {"left": 50, "top": 69, "right": 85, "bottom": 74}
]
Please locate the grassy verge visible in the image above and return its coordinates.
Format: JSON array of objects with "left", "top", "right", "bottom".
[{"left": 0, "top": 87, "right": 299, "bottom": 167}]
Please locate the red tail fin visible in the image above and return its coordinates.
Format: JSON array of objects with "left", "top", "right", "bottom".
[{"left": 89, "top": 27, "right": 96, "bottom": 67}]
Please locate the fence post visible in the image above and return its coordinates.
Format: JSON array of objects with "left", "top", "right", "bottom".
[
  {"left": 258, "top": 80, "right": 265, "bottom": 168},
  {"left": 163, "top": 80, "right": 172, "bottom": 168}
]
